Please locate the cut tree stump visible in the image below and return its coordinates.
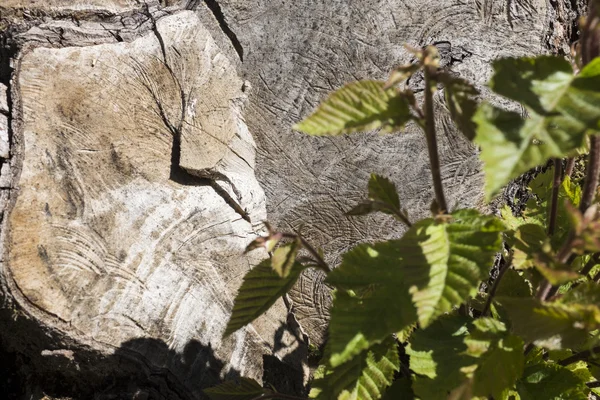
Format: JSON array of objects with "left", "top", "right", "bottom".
[{"left": 0, "top": 0, "right": 585, "bottom": 399}]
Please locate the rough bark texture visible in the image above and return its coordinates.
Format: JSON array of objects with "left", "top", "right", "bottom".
[{"left": 0, "top": 0, "right": 586, "bottom": 399}]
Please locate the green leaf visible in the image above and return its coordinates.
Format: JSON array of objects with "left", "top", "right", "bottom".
[
  {"left": 293, "top": 80, "right": 413, "bottom": 136},
  {"left": 474, "top": 56, "right": 600, "bottom": 199},
  {"left": 489, "top": 56, "right": 574, "bottom": 115},
  {"left": 516, "top": 362, "right": 589, "bottom": 400},
  {"left": 465, "top": 319, "right": 525, "bottom": 399},
  {"left": 497, "top": 296, "right": 600, "bottom": 349},
  {"left": 474, "top": 106, "right": 586, "bottom": 200},
  {"left": 271, "top": 240, "right": 301, "bottom": 278},
  {"left": 407, "top": 315, "right": 473, "bottom": 400},
  {"left": 496, "top": 268, "right": 532, "bottom": 298},
  {"left": 524, "top": 168, "right": 581, "bottom": 248},
  {"left": 347, "top": 174, "right": 405, "bottom": 220},
  {"left": 439, "top": 73, "right": 479, "bottom": 140},
  {"left": 512, "top": 223, "right": 548, "bottom": 270},
  {"left": 398, "top": 209, "right": 504, "bottom": 327},
  {"left": 326, "top": 240, "right": 403, "bottom": 290},
  {"left": 327, "top": 286, "right": 416, "bottom": 367},
  {"left": 368, "top": 174, "right": 401, "bottom": 212},
  {"left": 310, "top": 337, "right": 399, "bottom": 400},
  {"left": 224, "top": 260, "right": 305, "bottom": 337},
  {"left": 204, "top": 378, "right": 267, "bottom": 400}
]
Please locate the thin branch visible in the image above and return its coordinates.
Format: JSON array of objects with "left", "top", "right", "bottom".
[
  {"left": 482, "top": 254, "right": 512, "bottom": 317},
  {"left": 548, "top": 159, "right": 563, "bottom": 236},
  {"left": 282, "top": 233, "right": 332, "bottom": 273},
  {"left": 580, "top": 253, "right": 600, "bottom": 278},
  {"left": 559, "top": 346, "right": 600, "bottom": 366},
  {"left": 565, "top": 157, "right": 576, "bottom": 177},
  {"left": 370, "top": 200, "right": 412, "bottom": 227},
  {"left": 587, "top": 381, "right": 600, "bottom": 389},
  {"left": 580, "top": 135, "right": 600, "bottom": 213},
  {"left": 423, "top": 66, "right": 448, "bottom": 213}
]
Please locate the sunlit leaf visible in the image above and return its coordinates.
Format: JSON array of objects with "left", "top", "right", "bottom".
[
  {"left": 398, "top": 210, "right": 504, "bottom": 327},
  {"left": 224, "top": 260, "right": 305, "bottom": 337},
  {"left": 516, "top": 361, "right": 589, "bottom": 400},
  {"left": 327, "top": 287, "right": 416, "bottom": 367},
  {"left": 293, "top": 80, "right": 413, "bottom": 136},
  {"left": 474, "top": 57, "right": 600, "bottom": 199},
  {"left": 498, "top": 296, "right": 600, "bottom": 349},
  {"left": 407, "top": 315, "right": 473, "bottom": 400},
  {"left": 310, "top": 337, "right": 399, "bottom": 400},
  {"left": 271, "top": 240, "right": 301, "bottom": 278},
  {"left": 204, "top": 378, "right": 268, "bottom": 400}
]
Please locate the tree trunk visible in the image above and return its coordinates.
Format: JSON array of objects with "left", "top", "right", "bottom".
[{"left": 0, "top": 0, "right": 585, "bottom": 399}]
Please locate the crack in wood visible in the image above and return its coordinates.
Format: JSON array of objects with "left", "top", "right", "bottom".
[{"left": 202, "top": 0, "right": 244, "bottom": 62}]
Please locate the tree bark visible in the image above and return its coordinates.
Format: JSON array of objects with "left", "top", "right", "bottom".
[{"left": 0, "top": 0, "right": 586, "bottom": 398}]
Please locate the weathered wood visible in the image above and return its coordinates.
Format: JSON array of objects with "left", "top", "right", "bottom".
[{"left": 0, "top": 0, "right": 586, "bottom": 398}]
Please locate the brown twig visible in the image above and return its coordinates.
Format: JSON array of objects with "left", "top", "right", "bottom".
[
  {"left": 559, "top": 345, "right": 600, "bottom": 366},
  {"left": 548, "top": 159, "right": 563, "bottom": 236},
  {"left": 423, "top": 66, "right": 448, "bottom": 213},
  {"left": 282, "top": 233, "right": 332, "bottom": 273},
  {"left": 482, "top": 254, "right": 512, "bottom": 317}
]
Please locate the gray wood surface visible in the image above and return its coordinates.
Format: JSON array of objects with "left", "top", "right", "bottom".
[{"left": 0, "top": 0, "right": 585, "bottom": 398}]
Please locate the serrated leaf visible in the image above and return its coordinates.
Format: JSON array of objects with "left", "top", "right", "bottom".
[
  {"left": 496, "top": 268, "right": 532, "bottom": 298},
  {"left": 407, "top": 315, "right": 474, "bottom": 400},
  {"left": 326, "top": 240, "right": 403, "bottom": 290},
  {"left": 347, "top": 174, "right": 405, "bottom": 220},
  {"left": 533, "top": 252, "right": 580, "bottom": 285},
  {"left": 271, "top": 240, "right": 301, "bottom": 278},
  {"left": 498, "top": 296, "right": 600, "bottom": 349},
  {"left": 398, "top": 209, "right": 504, "bottom": 327},
  {"left": 439, "top": 72, "right": 479, "bottom": 140},
  {"left": 474, "top": 105, "right": 587, "bottom": 200},
  {"left": 516, "top": 362, "right": 589, "bottom": 400},
  {"left": 474, "top": 56, "right": 600, "bottom": 199},
  {"left": 368, "top": 174, "right": 401, "bottom": 212},
  {"left": 327, "top": 286, "right": 416, "bottom": 367},
  {"left": 386, "top": 64, "right": 420, "bottom": 88},
  {"left": 512, "top": 224, "right": 548, "bottom": 270},
  {"left": 293, "top": 80, "right": 413, "bottom": 136},
  {"left": 204, "top": 378, "right": 267, "bottom": 400},
  {"left": 466, "top": 320, "right": 524, "bottom": 399},
  {"left": 224, "top": 260, "right": 305, "bottom": 337},
  {"left": 310, "top": 337, "right": 399, "bottom": 400},
  {"left": 489, "top": 56, "right": 574, "bottom": 115}
]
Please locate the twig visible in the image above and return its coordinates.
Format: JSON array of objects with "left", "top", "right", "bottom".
[
  {"left": 548, "top": 159, "right": 563, "bottom": 236},
  {"left": 565, "top": 157, "right": 576, "bottom": 177},
  {"left": 423, "top": 66, "right": 448, "bottom": 213},
  {"left": 580, "top": 135, "right": 600, "bottom": 213},
  {"left": 559, "top": 345, "right": 600, "bottom": 366},
  {"left": 587, "top": 381, "right": 600, "bottom": 389},
  {"left": 482, "top": 255, "right": 512, "bottom": 317},
  {"left": 282, "top": 233, "right": 332, "bottom": 273}
]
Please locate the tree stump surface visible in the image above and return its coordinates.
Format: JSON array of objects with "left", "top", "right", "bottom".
[{"left": 0, "top": 0, "right": 585, "bottom": 398}]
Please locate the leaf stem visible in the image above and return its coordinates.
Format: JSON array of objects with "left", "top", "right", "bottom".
[
  {"left": 482, "top": 254, "right": 512, "bottom": 317},
  {"left": 548, "top": 159, "right": 563, "bottom": 236},
  {"left": 282, "top": 233, "right": 332, "bottom": 273},
  {"left": 565, "top": 157, "right": 576, "bottom": 178},
  {"left": 423, "top": 66, "right": 448, "bottom": 213},
  {"left": 558, "top": 345, "right": 600, "bottom": 366},
  {"left": 371, "top": 200, "right": 412, "bottom": 227},
  {"left": 580, "top": 135, "right": 600, "bottom": 213}
]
